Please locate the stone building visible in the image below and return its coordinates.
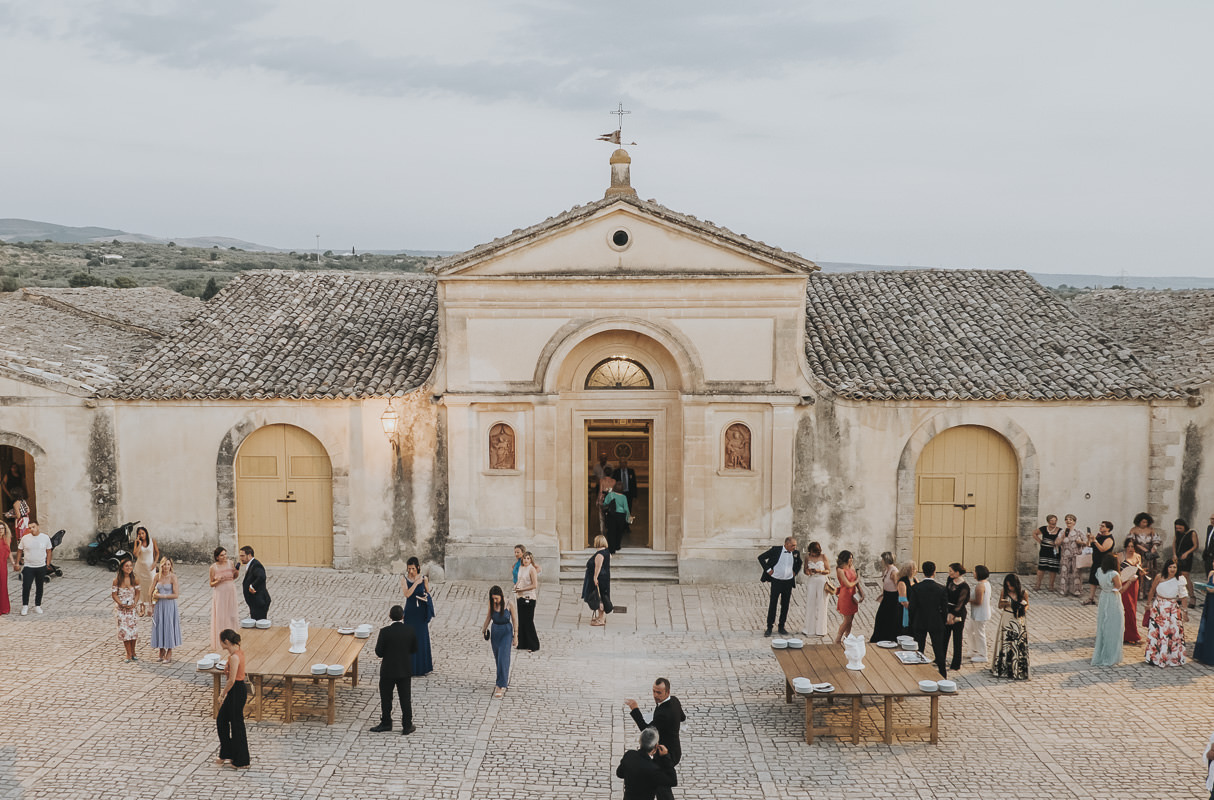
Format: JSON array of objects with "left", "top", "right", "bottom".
[{"left": 0, "top": 152, "right": 1205, "bottom": 580}]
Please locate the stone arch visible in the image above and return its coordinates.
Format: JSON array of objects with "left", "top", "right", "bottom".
[
  {"left": 895, "top": 412, "right": 1039, "bottom": 568},
  {"left": 216, "top": 415, "right": 351, "bottom": 568},
  {"left": 536, "top": 317, "right": 703, "bottom": 393},
  {"left": 0, "top": 431, "right": 46, "bottom": 460}
]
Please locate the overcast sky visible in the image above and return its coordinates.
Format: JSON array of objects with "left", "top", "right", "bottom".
[{"left": 2, "top": 1, "right": 1211, "bottom": 275}]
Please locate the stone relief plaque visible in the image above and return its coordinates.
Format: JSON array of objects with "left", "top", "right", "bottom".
[
  {"left": 489, "top": 423, "right": 515, "bottom": 470},
  {"left": 724, "top": 423, "right": 751, "bottom": 471}
]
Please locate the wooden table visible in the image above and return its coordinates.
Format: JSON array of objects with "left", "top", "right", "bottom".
[
  {"left": 197, "top": 627, "right": 369, "bottom": 725},
  {"left": 773, "top": 643, "right": 954, "bottom": 744}
]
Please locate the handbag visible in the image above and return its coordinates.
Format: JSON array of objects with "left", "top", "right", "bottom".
[
  {"left": 823, "top": 579, "right": 838, "bottom": 596},
  {"left": 585, "top": 586, "right": 601, "bottom": 611}
]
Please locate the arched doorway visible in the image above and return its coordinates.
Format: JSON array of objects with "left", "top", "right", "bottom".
[
  {"left": 0, "top": 446, "right": 36, "bottom": 524},
  {"left": 914, "top": 425, "right": 1019, "bottom": 572},
  {"left": 235, "top": 424, "right": 334, "bottom": 566}
]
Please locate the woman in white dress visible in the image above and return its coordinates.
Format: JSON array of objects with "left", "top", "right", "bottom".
[{"left": 801, "top": 541, "right": 830, "bottom": 637}]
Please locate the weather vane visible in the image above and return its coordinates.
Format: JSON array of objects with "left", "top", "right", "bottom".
[{"left": 597, "top": 102, "right": 637, "bottom": 146}]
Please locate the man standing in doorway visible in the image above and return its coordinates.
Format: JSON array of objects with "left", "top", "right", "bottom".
[
  {"left": 612, "top": 459, "right": 638, "bottom": 544},
  {"left": 758, "top": 537, "right": 800, "bottom": 636},
  {"left": 239, "top": 546, "right": 271, "bottom": 621},
  {"left": 625, "top": 678, "right": 686, "bottom": 800},
  {"left": 17, "top": 521, "right": 53, "bottom": 615}
]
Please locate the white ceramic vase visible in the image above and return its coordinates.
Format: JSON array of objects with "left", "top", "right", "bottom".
[
  {"left": 288, "top": 617, "right": 309, "bottom": 654},
  {"left": 843, "top": 633, "right": 866, "bottom": 670}
]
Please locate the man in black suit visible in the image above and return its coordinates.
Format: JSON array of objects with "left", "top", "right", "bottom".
[
  {"left": 758, "top": 536, "right": 801, "bottom": 636},
  {"left": 613, "top": 459, "right": 639, "bottom": 513},
  {"left": 1202, "top": 512, "right": 1214, "bottom": 577},
  {"left": 616, "top": 727, "right": 677, "bottom": 800},
  {"left": 371, "top": 605, "right": 419, "bottom": 734},
  {"left": 909, "top": 561, "right": 949, "bottom": 678},
  {"left": 238, "top": 546, "right": 271, "bottom": 621},
  {"left": 625, "top": 678, "right": 686, "bottom": 800}
]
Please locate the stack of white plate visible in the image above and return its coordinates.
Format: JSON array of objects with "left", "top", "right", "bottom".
[
  {"left": 791, "top": 677, "right": 813, "bottom": 694},
  {"left": 197, "top": 655, "right": 218, "bottom": 670},
  {"left": 937, "top": 679, "right": 957, "bottom": 693},
  {"left": 771, "top": 638, "right": 788, "bottom": 649},
  {"left": 354, "top": 624, "right": 373, "bottom": 639},
  {"left": 255, "top": 619, "right": 272, "bottom": 629},
  {"left": 875, "top": 640, "right": 898, "bottom": 649},
  {"left": 785, "top": 638, "right": 804, "bottom": 649},
  {"left": 919, "top": 679, "right": 939, "bottom": 693},
  {"left": 326, "top": 664, "right": 344, "bottom": 676},
  {"left": 310, "top": 663, "right": 328, "bottom": 675},
  {"left": 900, "top": 641, "right": 919, "bottom": 651},
  {"left": 240, "top": 618, "right": 256, "bottom": 628}
]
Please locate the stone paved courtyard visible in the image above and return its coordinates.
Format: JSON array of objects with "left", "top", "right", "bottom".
[{"left": 2, "top": 561, "right": 1212, "bottom": 800}]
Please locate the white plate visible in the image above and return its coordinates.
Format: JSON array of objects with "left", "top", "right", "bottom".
[
  {"left": 813, "top": 683, "right": 835, "bottom": 693},
  {"left": 204, "top": 652, "right": 222, "bottom": 660},
  {"left": 311, "top": 663, "right": 327, "bottom": 674},
  {"left": 337, "top": 627, "right": 356, "bottom": 635},
  {"left": 326, "top": 664, "right": 345, "bottom": 676},
  {"left": 214, "top": 660, "right": 227, "bottom": 670},
  {"left": 876, "top": 640, "right": 898, "bottom": 648},
  {"left": 937, "top": 680, "right": 957, "bottom": 693},
  {"left": 771, "top": 639, "right": 788, "bottom": 649},
  {"left": 785, "top": 638, "right": 803, "bottom": 649},
  {"left": 791, "top": 677, "right": 813, "bottom": 690},
  {"left": 354, "top": 632, "right": 371, "bottom": 639},
  {"left": 919, "top": 680, "right": 939, "bottom": 692},
  {"left": 240, "top": 619, "right": 256, "bottom": 628},
  {"left": 197, "top": 659, "right": 216, "bottom": 669},
  {"left": 255, "top": 619, "right": 272, "bottom": 629},
  {"left": 900, "top": 643, "right": 919, "bottom": 651},
  {"left": 896, "top": 636, "right": 916, "bottom": 644}
]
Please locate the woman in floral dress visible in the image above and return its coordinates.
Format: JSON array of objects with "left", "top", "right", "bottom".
[
  {"left": 1057, "top": 514, "right": 1087, "bottom": 597},
  {"left": 111, "top": 557, "right": 140, "bottom": 662},
  {"left": 1144, "top": 558, "right": 1188, "bottom": 667}
]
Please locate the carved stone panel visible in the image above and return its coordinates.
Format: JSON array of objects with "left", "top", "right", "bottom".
[
  {"left": 724, "top": 423, "right": 751, "bottom": 471},
  {"left": 489, "top": 423, "right": 516, "bottom": 470}
]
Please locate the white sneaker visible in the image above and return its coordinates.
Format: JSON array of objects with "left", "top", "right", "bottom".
[
  {"left": 20, "top": 606, "right": 28, "bottom": 615},
  {"left": 34, "top": 607, "right": 42, "bottom": 615}
]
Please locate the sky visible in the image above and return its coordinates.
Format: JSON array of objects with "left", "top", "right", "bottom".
[{"left": 2, "top": 1, "right": 1211, "bottom": 276}]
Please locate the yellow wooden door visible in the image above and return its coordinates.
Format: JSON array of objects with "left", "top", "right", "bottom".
[
  {"left": 914, "top": 426, "right": 1018, "bottom": 572},
  {"left": 235, "top": 425, "right": 333, "bottom": 567}
]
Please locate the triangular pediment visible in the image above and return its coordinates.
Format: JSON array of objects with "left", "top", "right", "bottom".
[{"left": 432, "top": 196, "right": 817, "bottom": 277}]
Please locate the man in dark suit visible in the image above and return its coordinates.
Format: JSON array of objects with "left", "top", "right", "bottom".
[
  {"left": 616, "top": 728, "right": 677, "bottom": 800},
  {"left": 238, "top": 546, "right": 271, "bottom": 621},
  {"left": 1202, "top": 512, "right": 1214, "bottom": 577},
  {"left": 758, "top": 537, "right": 801, "bottom": 636},
  {"left": 371, "top": 605, "right": 419, "bottom": 734},
  {"left": 613, "top": 459, "right": 639, "bottom": 513},
  {"left": 909, "top": 561, "right": 949, "bottom": 678},
  {"left": 625, "top": 678, "right": 686, "bottom": 800}
]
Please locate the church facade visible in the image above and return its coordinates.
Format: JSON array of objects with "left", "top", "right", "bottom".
[{"left": 0, "top": 152, "right": 1207, "bottom": 580}]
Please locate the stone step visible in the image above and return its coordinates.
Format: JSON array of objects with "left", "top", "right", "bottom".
[{"left": 558, "top": 549, "right": 680, "bottom": 583}]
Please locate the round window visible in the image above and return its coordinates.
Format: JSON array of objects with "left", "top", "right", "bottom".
[{"left": 608, "top": 228, "right": 631, "bottom": 251}]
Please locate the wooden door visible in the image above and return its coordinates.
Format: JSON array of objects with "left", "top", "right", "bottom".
[
  {"left": 235, "top": 425, "right": 333, "bottom": 567},
  {"left": 914, "top": 426, "right": 1018, "bottom": 572}
]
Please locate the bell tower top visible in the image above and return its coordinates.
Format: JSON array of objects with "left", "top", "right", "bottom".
[{"left": 605, "top": 148, "right": 637, "bottom": 199}]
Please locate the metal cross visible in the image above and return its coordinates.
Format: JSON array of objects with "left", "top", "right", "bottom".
[{"left": 610, "top": 102, "right": 631, "bottom": 132}]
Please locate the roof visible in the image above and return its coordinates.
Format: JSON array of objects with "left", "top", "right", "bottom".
[
  {"left": 802, "top": 269, "right": 1178, "bottom": 401},
  {"left": 430, "top": 194, "right": 818, "bottom": 275},
  {"left": 1070, "top": 289, "right": 1214, "bottom": 389},
  {"left": 18, "top": 287, "right": 202, "bottom": 336},
  {"left": 107, "top": 271, "right": 438, "bottom": 400},
  {"left": 0, "top": 287, "right": 200, "bottom": 394}
]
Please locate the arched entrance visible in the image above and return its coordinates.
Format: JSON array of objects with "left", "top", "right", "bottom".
[
  {"left": 235, "top": 424, "right": 334, "bottom": 566},
  {"left": 0, "top": 445, "right": 37, "bottom": 524},
  {"left": 913, "top": 425, "right": 1019, "bottom": 572}
]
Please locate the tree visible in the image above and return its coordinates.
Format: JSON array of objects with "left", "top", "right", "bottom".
[
  {"left": 209, "top": 251, "right": 219, "bottom": 261},
  {"left": 68, "top": 272, "right": 107, "bottom": 287},
  {"left": 112, "top": 276, "right": 138, "bottom": 289},
  {"left": 0, "top": 276, "right": 17, "bottom": 293},
  {"left": 201, "top": 277, "right": 221, "bottom": 300}
]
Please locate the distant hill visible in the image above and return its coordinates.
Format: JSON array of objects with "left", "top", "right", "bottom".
[{"left": 817, "top": 262, "right": 1214, "bottom": 291}]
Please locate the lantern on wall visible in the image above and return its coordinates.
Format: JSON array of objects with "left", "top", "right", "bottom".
[{"left": 380, "top": 405, "right": 399, "bottom": 437}]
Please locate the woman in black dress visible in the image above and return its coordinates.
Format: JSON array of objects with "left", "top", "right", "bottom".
[
  {"left": 945, "top": 563, "right": 971, "bottom": 671},
  {"left": 1084, "top": 521, "right": 1116, "bottom": 605},
  {"left": 582, "top": 535, "right": 611, "bottom": 627},
  {"left": 871, "top": 551, "right": 902, "bottom": 643},
  {"left": 1033, "top": 515, "right": 1061, "bottom": 591},
  {"left": 1173, "top": 518, "right": 1198, "bottom": 601}
]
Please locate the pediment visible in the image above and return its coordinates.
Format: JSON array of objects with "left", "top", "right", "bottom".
[{"left": 433, "top": 196, "right": 817, "bottom": 277}]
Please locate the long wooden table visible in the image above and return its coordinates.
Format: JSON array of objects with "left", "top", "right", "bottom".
[
  {"left": 197, "top": 627, "right": 369, "bottom": 724},
  {"left": 773, "top": 643, "right": 954, "bottom": 744}
]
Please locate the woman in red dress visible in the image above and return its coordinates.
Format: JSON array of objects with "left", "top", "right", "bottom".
[
  {"left": 1120, "top": 538, "right": 1143, "bottom": 645},
  {"left": 0, "top": 521, "right": 12, "bottom": 615},
  {"left": 833, "top": 550, "right": 865, "bottom": 644}
]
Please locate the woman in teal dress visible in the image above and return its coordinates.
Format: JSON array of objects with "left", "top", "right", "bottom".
[
  {"left": 1091, "top": 554, "right": 1127, "bottom": 666},
  {"left": 400, "top": 557, "right": 434, "bottom": 676}
]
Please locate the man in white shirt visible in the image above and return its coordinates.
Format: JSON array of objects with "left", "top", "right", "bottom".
[
  {"left": 758, "top": 537, "right": 801, "bottom": 636},
  {"left": 17, "top": 521, "right": 53, "bottom": 615}
]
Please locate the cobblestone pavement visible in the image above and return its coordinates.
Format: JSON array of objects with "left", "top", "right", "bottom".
[{"left": 1, "top": 562, "right": 1212, "bottom": 800}]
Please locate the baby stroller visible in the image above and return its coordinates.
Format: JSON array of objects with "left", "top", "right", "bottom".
[
  {"left": 41, "top": 529, "right": 66, "bottom": 581},
  {"left": 85, "top": 520, "right": 138, "bottom": 571}
]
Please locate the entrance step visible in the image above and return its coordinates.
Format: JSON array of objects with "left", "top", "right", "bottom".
[{"left": 558, "top": 549, "right": 679, "bottom": 584}]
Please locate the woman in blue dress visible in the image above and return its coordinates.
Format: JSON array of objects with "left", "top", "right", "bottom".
[
  {"left": 481, "top": 585, "right": 516, "bottom": 698},
  {"left": 400, "top": 557, "right": 434, "bottom": 676},
  {"left": 1192, "top": 567, "right": 1214, "bottom": 665},
  {"left": 151, "top": 557, "right": 182, "bottom": 663},
  {"left": 1091, "top": 554, "right": 1127, "bottom": 666}
]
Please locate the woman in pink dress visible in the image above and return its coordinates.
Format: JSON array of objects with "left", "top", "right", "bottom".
[
  {"left": 210, "top": 547, "right": 241, "bottom": 651},
  {"left": 833, "top": 550, "right": 865, "bottom": 645},
  {"left": 0, "top": 521, "right": 11, "bottom": 615},
  {"left": 1119, "top": 538, "right": 1143, "bottom": 645}
]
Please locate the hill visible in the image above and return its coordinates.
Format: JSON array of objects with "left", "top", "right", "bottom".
[{"left": 817, "top": 262, "right": 1214, "bottom": 290}]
